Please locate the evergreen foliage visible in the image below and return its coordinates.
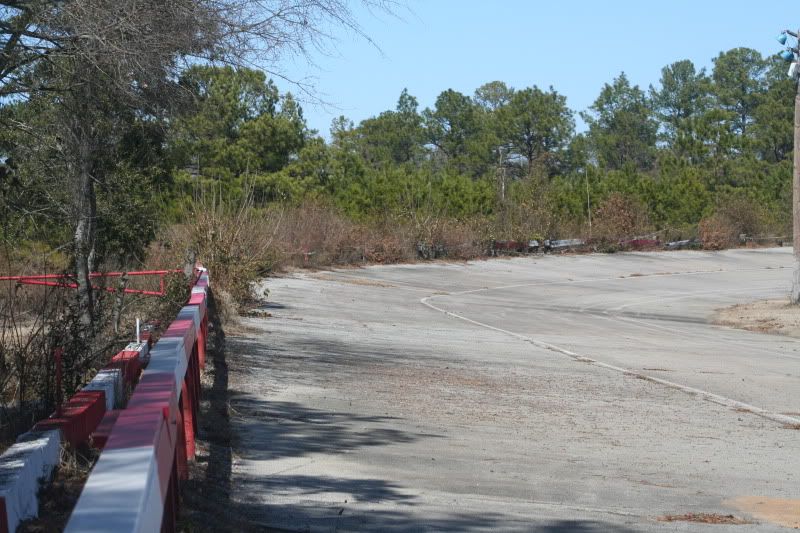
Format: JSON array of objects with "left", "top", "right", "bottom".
[
  {"left": 2, "top": 46, "right": 794, "bottom": 263},
  {"left": 155, "top": 47, "right": 792, "bottom": 243}
]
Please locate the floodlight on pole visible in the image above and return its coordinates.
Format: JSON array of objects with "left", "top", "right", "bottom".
[{"left": 782, "top": 27, "right": 800, "bottom": 304}]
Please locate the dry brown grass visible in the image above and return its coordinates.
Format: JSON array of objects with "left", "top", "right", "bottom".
[
  {"left": 593, "top": 193, "right": 651, "bottom": 242},
  {"left": 699, "top": 196, "right": 778, "bottom": 250},
  {"left": 275, "top": 203, "right": 415, "bottom": 266},
  {"left": 154, "top": 195, "right": 489, "bottom": 317},
  {"left": 657, "top": 513, "right": 752, "bottom": 524},
  {"left": 0, "top": 283, "right": 70, "bottom": 440},
  {"left": 699, "top": 213, "right": 738, "bottom": 250},
  {"left": 271, "top": 205, "right": 485, "bottom": 265}
]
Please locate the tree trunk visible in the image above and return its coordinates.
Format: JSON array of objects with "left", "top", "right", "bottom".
[
  {"left": 525, "top": 138, "right": 535, "bottom": 180},
  {"left": 184, "top": 249, "right": 197, "bottom": 281},
  {"left": 112, "top": 273, "right": 129, "bottom": 335},
  {"left": 73, "top": 118, "right": 97, "bottom": 328}
]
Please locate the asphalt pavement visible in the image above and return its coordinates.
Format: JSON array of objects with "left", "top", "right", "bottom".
[{"left": 227, "top": 248, "right": 800, "bottom": 532}]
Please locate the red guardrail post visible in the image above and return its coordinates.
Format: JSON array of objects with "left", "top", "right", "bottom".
[
  {"left": 175, "top": 402, "right": 188, "bottom": 481},
  {"left": 54, "top": 348, "right": 63, "bottom": 417},
  {"left": 197, "top": 315, "right": 207, "bottom": 369},
  {"left": 179, "top": 379, "right": 195, "bottom": 465}
]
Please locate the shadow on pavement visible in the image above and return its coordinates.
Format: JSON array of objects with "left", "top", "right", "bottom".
[
  {"left": 181, "top": 303, "right": 642, "bottom": 532},
  {"left": 230, "top": 395, "right": 436, "bottom": 462}
]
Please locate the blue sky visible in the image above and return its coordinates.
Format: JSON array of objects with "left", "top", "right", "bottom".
[{"left": 272, "top": 0, "right": 796, "bottom": 138}]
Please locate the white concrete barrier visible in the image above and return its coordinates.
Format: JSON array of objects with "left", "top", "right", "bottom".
[
  {"left": 83, "top": 369, "right": 123, "bottom": 411},
  {"left": 64, "top": 406, "right": 175, "bottom": 533},
  {"left": 0, "top": 429, "right": 61, "bottom": 533},
  {"left": 65, "top": 269, "right": 209, "bottom": 532}
]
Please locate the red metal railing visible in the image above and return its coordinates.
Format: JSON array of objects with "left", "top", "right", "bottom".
[{"left": 0, "top": 270, "right": 183, "bottom": 297}]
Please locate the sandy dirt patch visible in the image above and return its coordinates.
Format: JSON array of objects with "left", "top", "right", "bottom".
[
  {"left": 726, "top": 496, "right": 800, "bottom": 529},
  {"left": 714, "top": 299, "right": 800, "bottom": 337}
]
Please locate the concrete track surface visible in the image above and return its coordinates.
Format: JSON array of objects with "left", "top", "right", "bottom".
[{"left": 227, "top": 248, "right": 800, "bottom": 532}]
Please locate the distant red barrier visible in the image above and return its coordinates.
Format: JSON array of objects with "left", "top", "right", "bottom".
[
  {"left": 0, "top": 269, "right": 183, "bottom": 297},
  {"left": 109, "top": 349, "right": 143, "bottom": 388},
  {"left": 35, "top": 391, "right": 106, "bottom": 449}
]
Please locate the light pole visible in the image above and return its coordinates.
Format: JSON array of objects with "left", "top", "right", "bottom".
[
  {"left": 585, "top": 167, "right": 592, "bottom": 238},
  {"left": 777, "top": 30, "right": 800, "bottom": 303},
  {"left": 497, "top": 146, "right": 506, "bottom": 203}
]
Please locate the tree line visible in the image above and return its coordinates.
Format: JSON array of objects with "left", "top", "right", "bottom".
[
  {"left": 1, "top": 40, "right": 794, "bottom": 278},
  {"left": 162, "top": 46, "right": 793, "bottom": 244}
]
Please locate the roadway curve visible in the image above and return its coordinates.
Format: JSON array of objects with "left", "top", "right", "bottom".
[{"left": 226, "top": 248, "right": 799, "bottom": 532}]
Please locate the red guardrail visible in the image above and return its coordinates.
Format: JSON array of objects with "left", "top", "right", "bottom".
[
  {"left": 0, "top": 270, "right": 183, "bottom": 297},
  {"left": 64, "top": 268, "right": 210, "bottom": 533},
  {"left": 0, "top": 267, "right": 203, "bottom": 533}
]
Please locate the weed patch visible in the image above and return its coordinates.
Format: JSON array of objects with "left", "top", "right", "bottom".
[{"left": 658, "top": 513, "right": 752, "bottom": 525}]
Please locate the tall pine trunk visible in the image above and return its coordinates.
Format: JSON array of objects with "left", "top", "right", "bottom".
[{"left": 71, "top": 113, "right": 98, "bottom": 329}]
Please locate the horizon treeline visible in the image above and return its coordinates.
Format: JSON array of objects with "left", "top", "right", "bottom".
[
  {"left": 2, "top": 46, "right": 794, "bottom": 270},
  {"left": 167, "top": 46, "right": 793, "bottom": 243}
]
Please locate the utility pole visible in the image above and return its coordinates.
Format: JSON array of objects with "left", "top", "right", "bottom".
[
  {"left": 794, "top": 70, "right": 800, "bottom": 303},
  {"left": 497, "top": 146, "right": 506, "bottom": 203},
  {"left": 777, "top": 30, "right": 800, "bottom": 303},
  {"left": 585, "top": 167, "right": 592, "bottom": 238}
]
